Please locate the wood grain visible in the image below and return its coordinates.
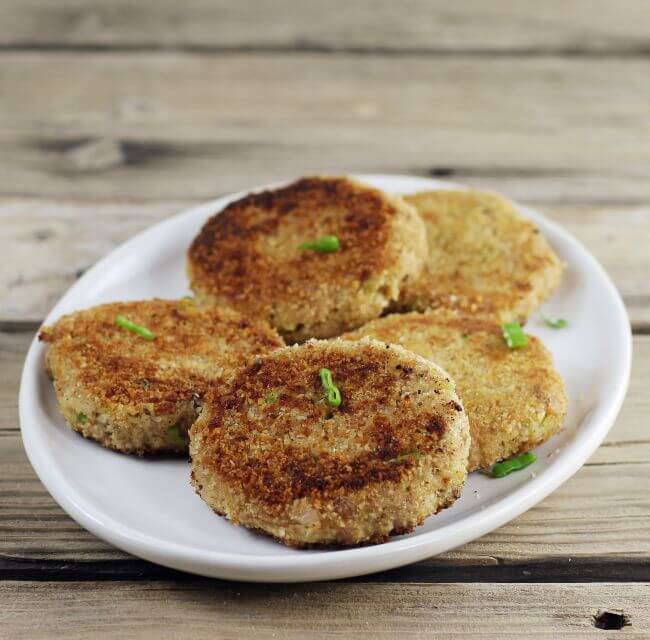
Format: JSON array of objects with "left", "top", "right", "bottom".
[
  {"left": 1, "top": 0, "right": 648, "bottom": 630},
  {"left": 2, "top": 331, "right": 649, "bottom": 575},
  {"left": 1, "top": 0, "right": 649, "bottom": 54},
  {"left": 0, "top": 53, "right": 648, "bottom": 203},
  {"left": 2, "top": 581, "right": 648, "bottom": 639},
  {"left": 2, "top": 199, "right": 649, "bottom": 327}
]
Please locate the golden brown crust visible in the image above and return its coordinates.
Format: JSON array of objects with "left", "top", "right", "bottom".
[
  {"left": 257, "top": 491, "right": 461, "bottom": 549},
  {"left": 41, "top": 298, "right": 284, "bottom": 454},
  {"left": 188, "top": 176, "right": 427, "bottom": 341},
  {"left": 190, "top": 339, "right": 470, "bottom": 546},
  {"left": 195, "top": 340, "right": 463, "bottom": 508},
  {"left": 394, "top": 190, "right": 564, "bottom": 322},
  {"left": 343, "top": 310, "right": 568, "bottom": 470}
]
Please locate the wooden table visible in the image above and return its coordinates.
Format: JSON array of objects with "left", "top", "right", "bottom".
[{"left": 1, "top": 2, "right": 649, "bottom": 637}]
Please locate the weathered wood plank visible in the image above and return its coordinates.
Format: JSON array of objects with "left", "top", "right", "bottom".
[
  {"left": 1, "top": 0, "right": 649, "bottom": 54},
  {"left": 2, "top": 581, "right": 648, "bottom": 638},
  {"left": 0, "top": 53, "right": 649, "bottom": 202},
  {"left": 2, "top": 199, "right": 649, "bottom": 327},
  {"left": 1, "top": 332, "right": 648, "bottom": 570}
]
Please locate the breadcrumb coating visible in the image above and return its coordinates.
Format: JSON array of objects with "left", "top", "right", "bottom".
[
  {"left": 188, "top": 176, "right": 427, "bottom": 342},
  {"left": 394, "top": 190, "right": 563, "bottom": 322},
  {"left": 343, "top": 310, "right": 568, "bottom": 470},
  {"left": 40, "top": 299, "right": 284, "bottom": 454},
  {"left": 190, "top": 339, "right": 470, "bottom": 546}
]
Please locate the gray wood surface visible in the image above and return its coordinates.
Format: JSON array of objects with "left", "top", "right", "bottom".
[
  {"left": 0, "top": 53, "right": 649, "bottom": 203},
  {"left": 1, "top": 1, "right": 648, "bottom": 636},
  {"left": 1, "top": 0, "right": 649, "bottom": 53},
  {"left": 3, "top": 581, "right": 649, "bottom": 639}
]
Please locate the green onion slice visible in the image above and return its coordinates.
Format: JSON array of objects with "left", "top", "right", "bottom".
[
  {"left": 543, "top": 316, "right": 568, "bottom": 329},
  {"left": 501, "top": 322, "right": 527, "bottom": 349},
  {"left": 265, "top": 391, "right": 279, "bottom": 405},
  {"left": 491, "top": 452, "right": 537, "bottom": 478},
  {"left": 115, "top": 315, "right": 155, "bottom": 341},
  {"left": 319, "top": 367, "right": 342, "bottom": 407},
  {"left": 299, "top": 235, "right": 340, "bottom": 253},
  {"left": 76, "top": 412, "right": 88, "bottom": 424},
  {"left": 167, "top": 425, "right": 186, "bottom": 447},
  {"left": 394, "top": 448, "right": 421, "bottom": 462}
]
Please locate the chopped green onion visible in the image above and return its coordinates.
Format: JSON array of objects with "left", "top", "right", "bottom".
[
  {"left": 543, "top": 316, "right": 568, "bottom": 329},
  {"left": 501, "top": 322, "right": 527, "bottom": 349},
  {"left": 115, "top": 315, "right": 155, "bottom": 341},
  {"left": 319, "top": 367, "right": 342, "bottom": 408},
  {"left": 76, "top": 412, "right": 88, "bottom": 425},
  {"left": 265, "top": 391, "right": 279, "bottom": 405},
  {"left": 167, "top": 425, "right": 186, "bottom": 447},
  {"left": 299, "top": 235, "right": 340, "bottom": 253},
  {"left": 491, "top": 452, "right": 537, "bottom": 478},
  {"left": 394, "top": 448, "right": 421, "bottom": 462}
]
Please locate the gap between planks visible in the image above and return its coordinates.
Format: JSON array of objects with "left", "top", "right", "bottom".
[
  {"left": 2, "top": 556, "right": 650, "bottom": 584},
  {"left": 1, "top": 44, "right": 650, "bottom": 58}
]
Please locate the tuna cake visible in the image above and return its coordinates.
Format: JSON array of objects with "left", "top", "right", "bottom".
[
  {"left": 394, "top": 190, "right": 563, "bottom": 322},
  {"left": 187, "top": 176, "right": 427, "bottom": 342},
  {"left": 190, "top": 339, "right": 470, "bottom": 547},
  {"left": 40, "top": 299, "right": 284, "bottom": 455},
  {"left": 343, "top": 311, "right": 568, "bottom": 471}
]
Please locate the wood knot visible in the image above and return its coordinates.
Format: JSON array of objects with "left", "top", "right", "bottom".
[{"left": 593, "top": 609, "right": 630, "bottom": 630}]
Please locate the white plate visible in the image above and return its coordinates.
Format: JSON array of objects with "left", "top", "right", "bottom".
[{"left": 20, "top": 175, "right": 631, "bottom": 583}]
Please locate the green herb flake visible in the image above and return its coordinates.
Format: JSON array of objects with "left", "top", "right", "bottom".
[
  {"left": 491, "top": 452, "right": 537, "bottom": 478},
  {"left": 501, "top": 322, "right": 528, "bottom": 349},
  {"left": 76, "top": 412, "right": 88, "bottom": 425},
  {"left": 542, "top": 316, "right": 568, "bottom": 329},
  {"left": 115, "top": 315, "right": 155, "bottom": 341},
  {"left": 265, "top": 391, "right": 279, "bottom": 405},
  {"left": 394, "top": 448, "right": 422, "bottom": 463},
  {"left": 167, "top": 425, "right": 186, "bottom": 447},
  {"left": 299, "top": 235, "right": 340, "bottom": 253},
  {"left": 319, "top": 367, "right": 342, "bottom": 408}
]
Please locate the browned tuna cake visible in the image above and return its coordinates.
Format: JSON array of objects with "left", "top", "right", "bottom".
[
  {"left": 187, "top": 176, "right": 427, "bottom": 342},
  {"left": 190, "top": 338, "right": 470, "bottom": 547},
  {"left": 394, "top": 190, "right": 563, "bottom": 322},
  {"left": 343, "top": 310, "right": 568, "bottom": 471},
  {"left": 40, "top": 299, "right": 284, "bottom": 455}
]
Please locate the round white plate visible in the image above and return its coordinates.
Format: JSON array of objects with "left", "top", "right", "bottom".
[{"left": 20, "top": 175, "right": 631, "bottom": 582}]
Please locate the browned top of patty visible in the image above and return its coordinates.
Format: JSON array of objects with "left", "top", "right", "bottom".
[
  {"left": 187, "top": 176, "right": 424, "bottom": 338},
  {"left": 396, "top": 190, "right": 563, "bottom": 322},
  {"left": 192, "top": 339, "right": 468, "bottom": 511},
  {"left": 343, "top": 310, "right": 568, "bottom": 470},
  {"left": 40, "top": 299, "right": 284, "bottom": 414}
]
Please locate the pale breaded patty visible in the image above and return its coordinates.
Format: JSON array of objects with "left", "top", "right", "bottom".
[
  {"left": 40, "top": 299, "right": 284, "bottom": 455},
  {"left": 343, "top": 311, "right": 567, "bottom": 471},
  {"left": 190, "top": 339, "right": 470, "bottom": 547},
  {"left": 188, "top": 176, "right": 427, "bottom": 342},
  {"left": 394, "top": 190, "right": 563, "bottom": 322}
]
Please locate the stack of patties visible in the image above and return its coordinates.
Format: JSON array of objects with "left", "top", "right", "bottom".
[
  {"left": 186, "top": 177, "right": 567, "bottom": 546},
  {"left": 41, "top": 175, "right": 568, "bottom": 548}
]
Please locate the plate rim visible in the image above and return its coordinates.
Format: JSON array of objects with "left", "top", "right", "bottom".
[{"left": 19, "top": 174, "right": 632, "bottom": 582}]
